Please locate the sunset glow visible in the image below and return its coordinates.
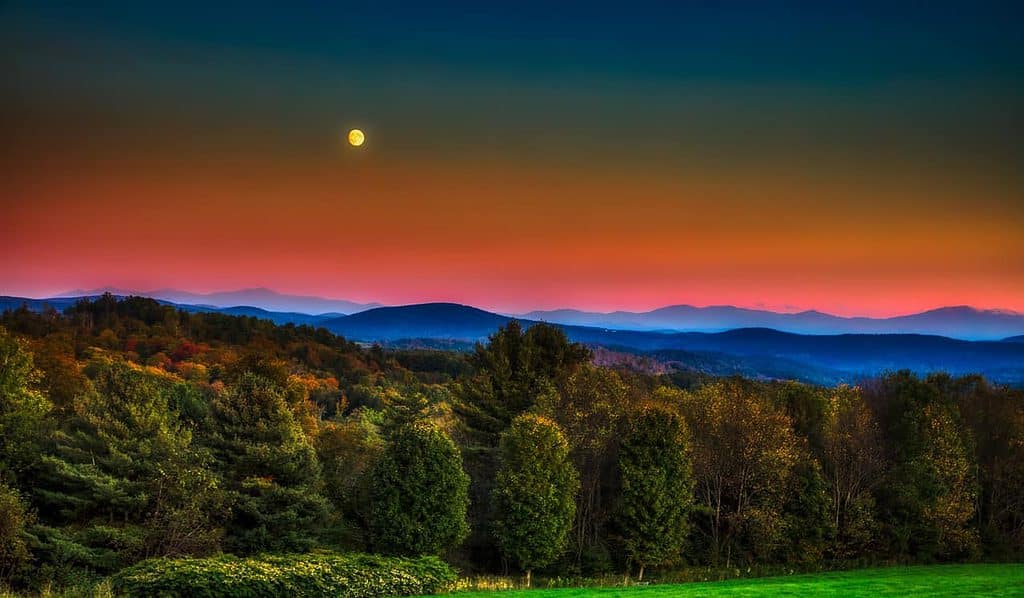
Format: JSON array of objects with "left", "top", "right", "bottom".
[{"left": 2, "top": 3, "right": 1022, "bottom": 316}]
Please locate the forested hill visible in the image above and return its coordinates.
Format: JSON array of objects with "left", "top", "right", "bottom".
[
  {"left": 318, "top": 304, "right": 1024, "bottom": 384},
  {"left": 6, "top": 295, "right": 1024, "bottom": 384},
  {"left": 1, "top": 294, "right": 1023, "bottom": 594}
]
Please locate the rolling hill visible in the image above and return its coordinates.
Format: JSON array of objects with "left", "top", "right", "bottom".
[
  {"left": 520, "top": 305, "right": 1024, "bottom": 340},
  {"left": 54, "top": 287, "right": 378, "bottom": 315},
  {"left": 320, "top": 303, "right": 511, "bottom": 341},
  {"left": 5, "top": 296, "right": 1024, "bottom": 385},
  {"left": 320, "top": 304, "right": 1024, "bottom": 384},
  {"left": 0, "top": 295, "right": 336, "bottom": 327}
]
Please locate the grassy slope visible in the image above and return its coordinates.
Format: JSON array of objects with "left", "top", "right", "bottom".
[{"left": 447, "top": 564, "right": 1024, "bottom": 597}]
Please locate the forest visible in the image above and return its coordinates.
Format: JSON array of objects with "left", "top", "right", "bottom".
[{"left": 1, "top": 295, "right": 1022, "bottom": 595}]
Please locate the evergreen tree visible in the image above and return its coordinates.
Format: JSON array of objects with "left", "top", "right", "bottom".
[
  {"left": 205, "top": 372, "right": 328, "bottom": 554},
  {"left": 34, "top": 361, "right": 223, "bottom": 571},
  {"left": 369, "top": 422, "right": 470, "bottom": 555},
  {"left": 492, "top": 414, "right": 579, "bottom": 586},
  {"left": 617, "top": 407, "right": 694, "bottom": 580}
]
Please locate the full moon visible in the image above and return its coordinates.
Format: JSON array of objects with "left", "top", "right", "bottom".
[{"left": 347, "top": 128, "right": 365, "bottom": 147}]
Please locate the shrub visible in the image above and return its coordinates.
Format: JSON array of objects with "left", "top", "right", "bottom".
[{"left": 110, "top": 552, "right": 456, "bottom": 597}]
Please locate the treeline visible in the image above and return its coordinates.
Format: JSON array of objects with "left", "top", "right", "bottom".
[{"left": 1, "top": 296, "right": 1022, "bottom": 591}]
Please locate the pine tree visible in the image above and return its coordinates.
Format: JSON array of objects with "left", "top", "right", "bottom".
[
  {"left": 205, "top": 372, "right": 329, "bottom": 554},
  {"left": 34, "top": 361, "right": 222, "bottom": 571}
]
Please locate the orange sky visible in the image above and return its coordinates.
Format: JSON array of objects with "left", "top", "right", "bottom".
[
  {"left": 2, "top": 3, "right": 1022, "bottom": 316},
  {"left": 3, "top": 148, "right": 1022, "bottom": 316}
]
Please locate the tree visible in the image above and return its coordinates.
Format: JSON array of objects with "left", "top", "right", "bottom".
[
  {"left": 864, "top": 372, "right": 978, "bottom": 559},
  {"left": 616, "top": 407, "right": 694, "bottom": 580},
  {"left": 464, "top": 322, "right": 589, "bottom": 431},
  {"left": 205, "top": 372, "right": 328, "bottom": 554},
  {"left": 492, "top": 414, "right": 579, "bottom": 586},
  {"left": 681, "top": 380, "right": 800, "bottom": 566},
  {"left": 317, "top": 416, "right": 384, "bottom": 551},
  {"left": 34, "top": 361, "right": 223, "bottom": 571},
  {"left": 0, "top": 327, "right": 51, "bottom": 484},
  {"left": 0, "top": 482, "right": 33, "bottom": 585},
  {"left": 949, "top": 376, "right": 1024, "bottom": 556},
  {"left": 537, "top": 365, "right": 633, "bottom": 570},
  {"left": 369, "top": 422, "right": 470, "bottom": 555},
  {"left": 821, "top": 386, "right": 885, "bottom": 558}
]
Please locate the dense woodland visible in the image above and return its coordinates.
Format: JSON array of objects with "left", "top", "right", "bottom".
[{"left": 1, "top": 295, "right": 1023, "bottom": 592}]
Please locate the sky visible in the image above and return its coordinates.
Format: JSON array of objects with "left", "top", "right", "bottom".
[{"left": 2, "top": 2, "right": 1022, "bottom": 316}]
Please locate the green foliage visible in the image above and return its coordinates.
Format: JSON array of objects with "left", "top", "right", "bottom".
[
  {"left": 0, "top": 482, "right": 34, "bottom": 584},
  {"left": 204, "top": 373, "right": 328, "bottom": 555},
  {"left": 110, "top": 552, "right": 457, "bottom": 597},
  {"left": 492, "top": 414, "right": 579, "bottom": 577},
  {"left": 0, "top": 327, "right": 51, "bottom": 483},
  {"left": 462, "top": 322, "right": 589, "bottom": 435},
  {"left": 948, "top": 375, "right": 1024, "bottom": 556},
  {"left": 865, "top": 371, "right": 979, "bottom": 560},
  {"left": 616, "top": 407, "right": 694, "bottom": 578},
  {"left": 779, "top": 459, "right": 834, "bottom": 564},
  {"left": 538, "top": 365, "right": 633, "bottom": 570},
  {"left": 2, "top": 298, "right": 1023, "bottom": 584},
  {"left": 317, "top": 417, "right": 385, "bottom": 551},
  {"left": 32, "top": 361, "right": 223, "bottom": 572},
  {"left": 369, "top": 423, "right": 470, "bottom": 555}
]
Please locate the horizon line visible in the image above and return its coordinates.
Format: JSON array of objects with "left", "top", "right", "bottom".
[{"left": 3, "top": 285, "right": 1022, "bottom": 321}]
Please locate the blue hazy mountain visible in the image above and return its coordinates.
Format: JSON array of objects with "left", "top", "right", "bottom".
[
  {"left": 5, "top": 296, "right": 1024, "bottom": 384},
  {"left": 0, "top": 295, "right": 336, "bottom": 327},
  {"left": 321, "top": 303, "right": 510, "bottom": 341},
  {"left": 519, "top": 305, "right": 1024, "bottom": 340},
  {"left": 320, "top": 303, "right": 1024, "bottom": 384},
  {"left": 55, "top": 287, "right": 378, "bottom": 315}
]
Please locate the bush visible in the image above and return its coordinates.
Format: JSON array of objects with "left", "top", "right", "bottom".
[{"left": 110, "top": 552, "right": 456, "bottom": 597}]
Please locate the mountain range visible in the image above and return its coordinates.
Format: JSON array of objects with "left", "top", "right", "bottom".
[
  {"left": 4, "top": 293, "right": 1024, "bottom": 386},
  {"left": 315, "top": 304, "right": 1024, "bottom": 385},
  {"left": 518, "top": 305, "right": 1024, "bottom": 340},
  {"left": 54, "top": 287, "right": 379, "bottom": 315},
  {"left": 22, "top": 288, "right": 1024, "bottom": 340}
]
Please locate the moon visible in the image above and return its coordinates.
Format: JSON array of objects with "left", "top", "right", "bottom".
[{"left": 347, "top": 128, "right": 365, "bottom": 147}]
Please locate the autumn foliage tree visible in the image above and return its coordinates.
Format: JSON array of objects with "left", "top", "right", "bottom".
[{"left": 681, "top": 380, "right": 800, "bottom": 566}]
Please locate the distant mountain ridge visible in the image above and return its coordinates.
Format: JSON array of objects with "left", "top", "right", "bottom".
[
  {"left": 56, "top": 287, "right": 379, "bottom": 315},
  {"left": 519, "top": 304, "right": 1024, "bottom": 341},
  {"left": 318, "top": 304, "right": 1024, "bottom": 385},
  {"left": 3, "top": 296, "right": 1023, "bottom": 385},
  {"left": 0, "top": 295, "right": 338, "bottom": 327},
  {"left": 29, "top": 288, "right": 1024, "bottom": 339}
]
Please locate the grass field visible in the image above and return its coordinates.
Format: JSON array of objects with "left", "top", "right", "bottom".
[{"left": 445, "top": 564, "right": 1024, "bottom": 597}]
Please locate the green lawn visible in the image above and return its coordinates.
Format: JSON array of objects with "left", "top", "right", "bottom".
[{"left": 447, "top": 564, "right": 1024, "bottom": 597}]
